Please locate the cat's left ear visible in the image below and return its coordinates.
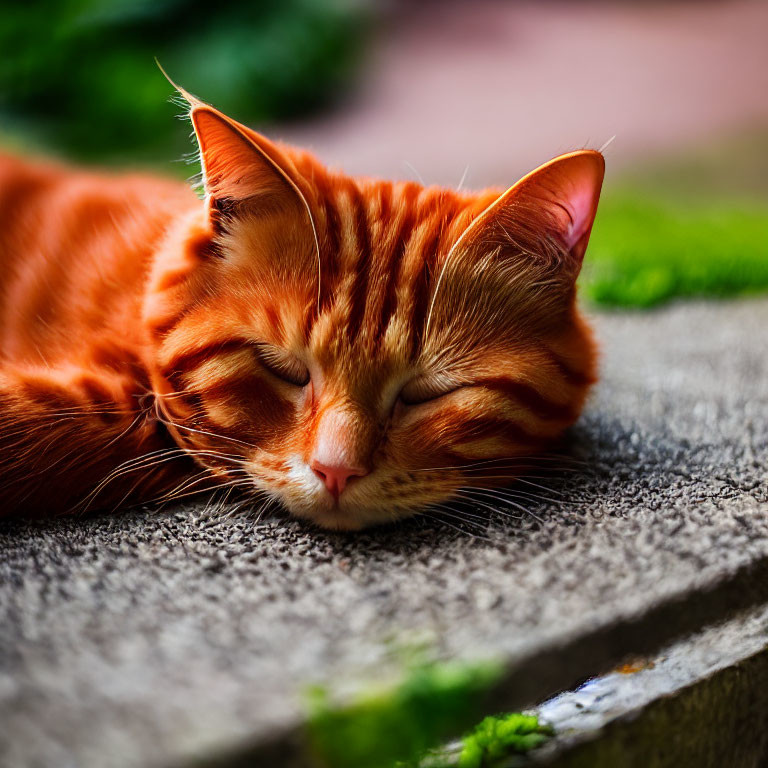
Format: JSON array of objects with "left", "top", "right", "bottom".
[
  {"left": 462, "top": 150, "right": 605, "bottom": 276},
  {"left": 511, "top": 150, "right": 604, "bottom": 262}
]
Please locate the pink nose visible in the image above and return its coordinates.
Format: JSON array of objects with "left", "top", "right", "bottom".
[{"left": 310, "top": 460, "right": 368, "bottom": 501}]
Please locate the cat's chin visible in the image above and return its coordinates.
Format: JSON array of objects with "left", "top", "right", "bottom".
[
  {"left": 303, "top": 509, "right": 369, "bottom": 532},
  {"left": 285, "top": 501, "right": 412, "bottom": 531}
]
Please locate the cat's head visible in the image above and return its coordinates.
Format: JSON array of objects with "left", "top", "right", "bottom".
[{"left": 144, "top": 97, "right": 602, "bottom": 530}]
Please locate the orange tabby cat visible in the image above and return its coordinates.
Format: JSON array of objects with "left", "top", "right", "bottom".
[{"left": 0, "top": 91, "right": 603, "bottom": 529}]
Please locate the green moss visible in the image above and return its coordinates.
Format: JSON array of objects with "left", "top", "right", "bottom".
[
  {"left": 456, "top": 713, "right": 553, "bottom": 768},
  {"left": 581, "top": 191, "right": 768, "bottom": 307},
  {"left": 305, "top": 659, "right": 503, "bottom": 768}
]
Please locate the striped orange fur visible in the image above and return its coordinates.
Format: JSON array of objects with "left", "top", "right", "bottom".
[{"left": 0, "top": 93, "right": 603, "bottom": 529}]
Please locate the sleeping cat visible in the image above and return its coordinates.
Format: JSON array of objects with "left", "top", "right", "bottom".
[{"left": 0, "top": 90, "right": 603, "bottom": 530}]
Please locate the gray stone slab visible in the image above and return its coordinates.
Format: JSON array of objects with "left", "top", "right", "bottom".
[
  {"left": 1, "top": 299, "right": 767, "bottom": 768},
  {"left": 529, "top": 605, "right": 768, "bottom": 768},
  {"left": 420, "top": 604, "right": 768, "bottom": 767}
]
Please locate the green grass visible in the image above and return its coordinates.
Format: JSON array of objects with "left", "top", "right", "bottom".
[{"left": 581, "top": 190, "right": 768, "bottom": 307}]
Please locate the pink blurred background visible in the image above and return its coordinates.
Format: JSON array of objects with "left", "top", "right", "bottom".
[{"left": 280, "top": 0, "right": 768, "bottom": 188}]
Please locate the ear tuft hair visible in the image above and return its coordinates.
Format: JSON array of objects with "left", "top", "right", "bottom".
[{"left": 155, "top": 59, "right": 206, "bottom": 114}]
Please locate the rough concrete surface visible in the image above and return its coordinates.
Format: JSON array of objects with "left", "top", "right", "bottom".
[{"left": 1, "top": 298, "right": 767, "bottom": 768}]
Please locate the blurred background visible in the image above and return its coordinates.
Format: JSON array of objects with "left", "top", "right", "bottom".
[{"left": 1, "top": 0, "right": 767, "bottom": 307}]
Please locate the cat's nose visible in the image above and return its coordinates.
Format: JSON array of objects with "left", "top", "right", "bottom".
[{"left": 310, "top": 460, "right": 368, "bottom": 501}]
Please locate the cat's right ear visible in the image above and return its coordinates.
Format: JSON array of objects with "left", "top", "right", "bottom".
[{"left": 188, "top": 103, "right": 310, "bottom": 225}]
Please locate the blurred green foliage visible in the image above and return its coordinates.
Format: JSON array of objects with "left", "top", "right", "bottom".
[
  {"left": 581, "top": 191, "right": 768, "bottom": 307},
  {"left": 0, "top": 0, "right": 367, "bottom": 163}
]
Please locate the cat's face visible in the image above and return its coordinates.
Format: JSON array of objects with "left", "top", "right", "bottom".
[{"left": 145, "top": 99, "right": 602, "bottom": 530}]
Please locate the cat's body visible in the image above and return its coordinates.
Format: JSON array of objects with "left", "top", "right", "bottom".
[
  {"left": 0, "top": 154, "right": 197, "bottom": 511},
  {"left": 0, "top": 94, "right": 602, "bottom": 529}
]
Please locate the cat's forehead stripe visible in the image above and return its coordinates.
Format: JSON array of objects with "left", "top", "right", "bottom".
[
  {"left": 344, "top": 181, "right": 373, "bottom": 346},
  {"left": 358, "top": 186, "right": 407, "bottom": 344},
  {"left": 373, "top": 185, "right": 417, "bottom": 344},
  {"left": 306, "top": 178, "right": 466, "bottom": 361}
]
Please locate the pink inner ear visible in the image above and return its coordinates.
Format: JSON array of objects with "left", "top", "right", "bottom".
[
  {"left": 563, "top": 181, "right": 598, "bottom": 250},
  {"left": 527, "top": 152, "right": 603, "bottom": 260}
]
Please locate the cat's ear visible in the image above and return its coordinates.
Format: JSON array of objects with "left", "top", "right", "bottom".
[
  {"left": 188, "top": 102, "right": 309, "bottom": 220},
  {"left": 463, "top": 150, "right": 604, "bottom": 276},
  {"left": 509, "top": 149, "right": 604, "bottom": 262}
]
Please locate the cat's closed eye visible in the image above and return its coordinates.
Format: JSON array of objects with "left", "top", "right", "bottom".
[
  {"left": 253, "top": 343, "right": 310, "bottom": 387},
  {"left": 398, "top": 375, "right": 461, "bottom": 406}
]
